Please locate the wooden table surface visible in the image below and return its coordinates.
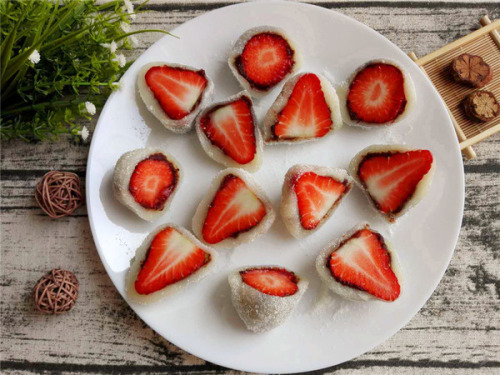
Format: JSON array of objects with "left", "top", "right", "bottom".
[{"left": 1, "top": 1, "right": 499, "bottom": 374}]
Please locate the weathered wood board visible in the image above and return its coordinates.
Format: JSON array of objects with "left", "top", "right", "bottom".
[{"left": 1, "top": 1, "right": 499, "bottom": 374}]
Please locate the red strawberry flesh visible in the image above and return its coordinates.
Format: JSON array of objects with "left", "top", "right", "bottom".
[
  {"left": 235, "top": 32, "right": 294, "bottom": 90},
  {"left": 129, "top": 153, "right": 179, "bottom": 210},
  {"left": 293, "top": 171, "right": 349, "bottom": 230},
  {"left": 272, "top": 74, "right": 333, "bottom": 140},
  {"left": 240, "top": 267, "right": 299, "bottom": 297},
  {"left": 145, "top": 65, "right": 208, "bottom": 120},
  {"left": 202, "top": 174, "right": 266, "bottom": 244},
  {"left": 347, "top": 63, "right": 407, "bottom": 124},
  {"left": 135, "top": 227, "right": 211, "bottom": 295},
  {"left": 357, "top": 150, "right": 433, "bottom": 217},
  {"left": 329, "top": 228, "right": 400, "bottom": 301},
  {"left": 200, "top": 96, "right": 257, "bottom": 165}
]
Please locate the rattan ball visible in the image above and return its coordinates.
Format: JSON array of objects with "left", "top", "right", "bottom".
[
  {"left": 35, "top": 171, "right": 83, "bottom": 218},
  {"left": 33, "top": 269, "right": 79, "bottom": 314}
]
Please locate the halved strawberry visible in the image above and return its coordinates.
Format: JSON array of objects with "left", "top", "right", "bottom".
[
  {"left": 135, "top": 227, "right": 211, "bottom": 295},
  {"left": 199, "top": 96, "right": 256, "bottom": 165},
  {"left": 347, "top": 63, "right": 407, "bottom": 124},
  {"left": 329, "top": 228, "right": 400, "bottom": 301},
  {"left": 202, "top": 174, "right": 266, "bottom": 244},
  {"left": 129, "top": 153, "right": 179, "bottom": 210},
  {"left": 357, "top": 150, "right": 433, "bottom": 216},
  {"left": 240, "top": 267, "right": 299, "bottom": 297},
  {"left": 271, "top": 74, "right": 333, "bottom": 140},
  {"left": 235, "top": 32, "right": 295, "bottom": 90},
  {"left": 294, "top": 171, "right": 349, "bottom": 230},
  {"left": 145, "top": 65, "right": 208, "bottom": 120}
]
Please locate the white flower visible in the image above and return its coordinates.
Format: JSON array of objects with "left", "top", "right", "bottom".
[
  {"left": 113, "top": 54, "right": 126, "bottom": 68},
  {"left": 112, "top": 81, "right": 122, "bottom": 91},
  {"left": 123, "top": 0, "right": 136, "bottom": 20},
  {"left": 85, "top": 101, "right": 96, "bottom": 115},
  {"left": 120, "top": 22, "right": 131, "bottom": 33},
  {"left": 78, "top": 126, "right": 90, "bottom": 141},
  {"left": 130, "top": 35, "right": 139, "bottom": 47},
  {"left": 28, "top": 49, "right": 40, "bottom": 64},
  {"left": 101, "top": 41, "right": 117, "bottom": 53}
]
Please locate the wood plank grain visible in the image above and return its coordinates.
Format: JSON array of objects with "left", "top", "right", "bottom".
[{"left": 1, "top": 2, "right": 499, "bottom": 374}]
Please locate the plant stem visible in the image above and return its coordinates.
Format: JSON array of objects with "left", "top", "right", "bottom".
[{"left": 2, "top": 98, "right": 89, "bottom": 116}]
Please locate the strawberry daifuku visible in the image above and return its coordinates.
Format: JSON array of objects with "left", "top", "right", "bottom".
[
  {"left": 195, "top": 91, "right": 263, "bottom": 172},
  {"left": 126, "top": 224, "right": 216, "bottom": 304},
  {"left": 113, "top": 148, "right": 182, "bottom": 221},
  {"left": 228, "top": 26, "right": 301, "bottom": 98},
  {"left": 228, "top": 266, "right": 308, "bottom": 332},
  {"left": 338, "top": 60, "right": 415, "bottom": 127},
  {"left": 263, "top": 73, "right": 342, "bottom": 144},
  {"left": 316, "top": 224, "right": 402, "bottom": 302},
  {"left": 138, "top": 62, "right": 214, "bottom": 133},
  {"left": 281, "top": 165, "right": 353, "bottom": 238},
  {"left": 349, "top": 144, "right": 435, "bottom": 223},
  {"left": 192, "top": 168, "right": 275, "bottom": 249}
]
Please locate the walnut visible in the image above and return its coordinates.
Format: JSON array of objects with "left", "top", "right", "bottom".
[
  {"left": 451, "top": 54, "right": 493, "bottom": 88},
  {"left": 463, "top": 90, "right": 499, "bottom": 122}
]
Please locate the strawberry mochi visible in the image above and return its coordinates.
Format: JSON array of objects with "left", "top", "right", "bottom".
[
  {"left": 192, "top": 168, "right": 275, "bottom": 249},
  {"left": 137, "top": 62, "right": 214, "bottom": 133},
  {"left": 316, "top": 223, "right": 402, "bottom": 302},
  {"left": 349, "top": 144, "right": 435, "bottom": 223},
  {"left": 281, "top": 165, "right": 353, "bottom": 238},
  {"left": 195, "top": 91, "right": 263, "bottom": 172},
  {"left": 262, "top": 73, "right": 343, "bottom": 144},
  {"left": 228, "top": 266, "right": 308, "bottom": 333},
  {"left": 337, "top": 59, "right": 416, "bottom": 127},
  {"left": 113, "top": 148, "right": 182, "bottom": 221},
  {"left": 126, "top": 224, "right": 216, "bottom": 304},
  {"left": 228, "top": 26, "right": 302, "bottom": 98}
]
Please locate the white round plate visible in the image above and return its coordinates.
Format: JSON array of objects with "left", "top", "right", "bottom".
[{"left": 86, "top": 1, "right": 464, "bottom": 373}]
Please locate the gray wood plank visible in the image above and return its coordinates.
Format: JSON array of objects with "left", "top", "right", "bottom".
[{"left": 1, "top": 1, "right": 499, "bottom": 374}]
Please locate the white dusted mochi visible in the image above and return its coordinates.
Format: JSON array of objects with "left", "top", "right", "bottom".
[
  {"left": 113, "top": 148, "right": 182, "bottom": 221},
  {"left": 195, "top": 91, "right": 263, "bottom": 172},
  {"left": 192, "top": 168, "right": 275, "bottom": 249},
  {"left": 228, "top": 265, "right": 308, "bottom": 333},
  {"left": 262, "top": 72, "right": 343, "bottom": 144},
  {"left": 349, "top": 144, "right": 435, "bottom": 223},
  {"left": 228, "top": 26, "right": 302, "bottom": 98},
  {"left": 281, "top": 165, "right": 353, "bottom": 238},
  {"left": 126, "top": 224, "right": 216, "bottom": 304},
  {"left": 337, "top": 59, "right": 416, "bottom": 128},
  {"left": 137, "top": 62, "right": 214, "bottom": 133},
  {"left": 316, "top": 223, "right": 402, "bottom": 302}
]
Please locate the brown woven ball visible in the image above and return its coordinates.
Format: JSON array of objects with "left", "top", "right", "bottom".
[
  {"left": 35, "top": 171, "right": 83, "bottom": 218},
  {"left": 33, "top": 269, "right": 79, "bottom": 314}
]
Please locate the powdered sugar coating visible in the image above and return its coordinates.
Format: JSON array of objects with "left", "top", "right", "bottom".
[
  {"left": 113, "top": 148, "right": 182, "bottom": 221},
  {"left": 315, "top": 223, "right": 402, "bottom": 302},
  {"left": 126, "top": 223, "right": 217, "bottom": 304},
  {"left": 137, "top": 62, "right": 214, "bottom": 133},
  {"left": 349, "top": 144, "right": 435, "bottom": 223},
  {"left": 191, "top": 168, "right": 275, "bottom": 249},
  {"left": 262, "top": 72, "right": 343, "bottom": 144},
  {"left": 228, "top": 265, "right": 308, "bottom": 332},
  {"left": 337, "top": 59, "right": 416, "bottom": 128},
  {"left": 194, "top": 91, "right": 263, "bottom": 172},
  {"left": 227, "top": 26, "right": 302, "bottom": 98},
  {"left": 281, "top": 164, "right": 353, "bottom": 238}
]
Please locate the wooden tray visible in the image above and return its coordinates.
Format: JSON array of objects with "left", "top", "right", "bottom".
[{"left": 409, "top": 16, "right": 500, "bottom": 159}]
